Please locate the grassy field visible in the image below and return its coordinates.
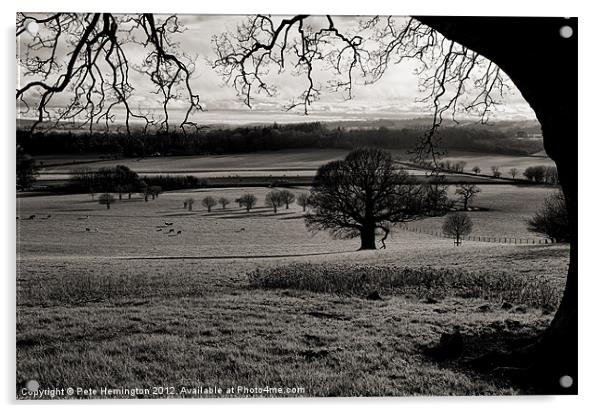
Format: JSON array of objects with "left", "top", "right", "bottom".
[
  {"left": 16, "top": 184, "right": 569, "bottom": 398},
  {"left": 440, "top": 151, "right": 554, "bottom": 177},
  {"left": 35, "top": 149, "right": 552, "bottom": 181}
]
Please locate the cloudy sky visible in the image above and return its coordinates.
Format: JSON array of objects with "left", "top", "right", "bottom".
[{"left": 17, "top": 14, "right": 537, "bottom": 125}]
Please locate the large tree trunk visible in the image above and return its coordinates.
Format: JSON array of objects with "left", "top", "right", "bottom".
[
  {"left": 360, "top": 226, "right": 377, "bottom": 250},
  {"left": 415, "top": 16, "right": 577, "bottom": 394}
]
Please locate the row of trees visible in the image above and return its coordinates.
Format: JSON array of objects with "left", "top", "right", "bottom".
[
  {"left": 413, "top": 157, "right": 558, "bottom": 183},
  {"left": 17, "top": 122, "right": 543, "bottom": 158},
  {"left": 182, "top": 190, "right": 312, "bottom": 213}
]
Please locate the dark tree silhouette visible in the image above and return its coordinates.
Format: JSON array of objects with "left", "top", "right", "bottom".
[
  {"left": 306, "top": 148, "right": 445, "bottom": 250},
  {"left": 455, "top": 184, "right": 481, "bottom": 210},
  {"left": 201, "top": 196, "right": 217, "bottom": 212},
  {"left": 239, "top": 193, "right": 257, "bottom": 212},
  {"left": 296, "top": 192, "right": 310, "bottom": 212},
  {"left": 442, "top": 212, "right": 473, "bottom": 245},
  {"left": 218, "top": 197, "right": 231, "bottom": 209},
  {"left": 280, "top": 190, "right": 295, "bottom": 209},
  {"left": 185, "top": 198, "right": 195, "bottom": 211},
  {"left": 527, "top": 191, "right": 569, "bottom": 243},
  {"left": 265, "top": 190, "right": 284, "bottom": 213}
]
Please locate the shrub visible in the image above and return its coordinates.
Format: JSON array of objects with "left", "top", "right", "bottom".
[
  {"left": 247, "top": 263, "right": 560, "bottom": 309},
  {"left": 527, "top": 190, "right": 570, "bottom": 242}
]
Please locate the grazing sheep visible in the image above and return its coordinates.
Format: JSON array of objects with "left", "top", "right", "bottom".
[
  {"left": 168, "top": 229, "right": 175, "bottom": 233},
  {"left": 28, "top": 215, "right": 36, "bottom": 220},
  {"left": 176, "top": 230, "right": 182, "bottom": 235},
  {"left": 85, "top": 228, "right": 91, "bottom": 232},
  {"left": 165, "top": 222, "right": 173, "bottom": 226},
  {"left": 156, "top": 228, "right": 163, "bottom": 232}
]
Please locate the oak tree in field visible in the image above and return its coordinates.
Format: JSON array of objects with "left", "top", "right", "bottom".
[
  {"left": 490, "top": 166, "right": 502, "bottom": 178},
  {"left": 297, "top": 192, "right": 310, "bottom": 212},
  {"left": 98, "top": 193, "right": 115, "bottom": 209},
  {"left": 527, "top": 191, "right": 569, "bottom": 243},
  {"left": 185, "top": 198, "right": 195, "bottom": 211},
  {"left": 306, "top": 148, "right": 447, "bottom": 250},
  {"left": 442, "top": 212, "right": 473, "bottom": 246},
  {"left": 265, "top": 190, "right": 284, "bottom": 213},
  {"left": 524, "top": 165, "right": 546, "bottom": 183},
  {"left": 280, "top": 190, "right": 295, "bottom": 209},
  {"left": 471, "top": 165, "right": 481, "bottom": 175},
  {"left": 509, "top": 167, "right": 519, "bottom": 179},
  {"left": 201, "top": 196, "right": 217, "bottom": 212},
  {"left": 455, "top": 184, "right": 481, "bottom": 211},
  {"left": 239, "top": 193, "right": 257, "bottom": 212},
  {"left": 218, "top": 197, "right": 231, "bottom": 209}
]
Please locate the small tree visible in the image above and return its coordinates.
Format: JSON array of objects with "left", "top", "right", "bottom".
[
  {"left": 240, "top": 193, "right": 257, "bottom": 212},
  {"left": 218, "top": 197, "right": 231, "bottom": 209},
  {"left": 265, "top": 190, "right": 284, "bottom": 213},
  {"left": 509, "top": 167, "right": 519, "bottom": 179},
  {"left": 280, "top": 190, "right": 295, "bottom": 209},
  {"left": 471, "top": 165, "right": 481, "bottom": 175},
  {"left": 455, "top": 184, "right": 481, "bottom": 211},
  {"left": 297, "top": 193, "right": 310, "bottom": 212},
  {"left": 201, "top": 196, "right": 217, "bottom": 212},
  {"left": 443, "top": 212, "right": 473, "bottom": 246},
  {"left": 98, "top": 193, "right": 116, "bottom": 209},
  {"left": 523, "top": 165, "right": 546, "bottom": 183},
  {"left": 185, "top": 198, "right": 195, "bottom": 211},
  {"left": 491, "top": 166, "right": 502, "bottom": 178},
  {"left": 527, "top": 191, "right": 570, "bottom": 242}
]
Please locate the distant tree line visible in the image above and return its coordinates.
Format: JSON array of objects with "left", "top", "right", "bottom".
[
  {"left": 17, "top": 122, "right": 543, "bottom": 158},
  {"left": 67, "top": 166, "right": 205, "bottom": 195}
]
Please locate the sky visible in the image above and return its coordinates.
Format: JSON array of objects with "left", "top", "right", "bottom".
[{"left": 16, "top": 14, "right": 537, "bottom": 126}]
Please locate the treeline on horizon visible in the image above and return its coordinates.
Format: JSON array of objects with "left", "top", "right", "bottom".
[{"left": 17, "top": 122, "right": 543, "bottom": 158}]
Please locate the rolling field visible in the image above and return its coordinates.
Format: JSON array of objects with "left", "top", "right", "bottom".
[
  {"left": 440, "top": 151, "right": 554, "bottom": 177},
  {"left": 16, "top": 184, "right": 569, "bottom": 397},
  {"left": 34, "top": 149, "right": 552, "bottom": 181}
]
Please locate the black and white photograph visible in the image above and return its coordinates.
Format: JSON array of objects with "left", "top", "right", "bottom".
[{"left": 14, "top": 6, "right": 579, "bottom": 400}]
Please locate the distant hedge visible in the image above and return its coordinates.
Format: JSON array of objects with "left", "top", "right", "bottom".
[{"left": 140, "top": 175, "right": 207, "bottom": 191}]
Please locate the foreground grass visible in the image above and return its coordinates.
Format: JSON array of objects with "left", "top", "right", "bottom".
[
  {"left": 18, "top": 290, "right": 553, "bottom": 398},
  {"left": 16, "top": 248, "right": 566, "bottom": 398}
]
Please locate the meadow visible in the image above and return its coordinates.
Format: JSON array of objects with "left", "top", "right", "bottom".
[
  {"left": 34, "top": 148, "right": 551, "bottom": 181},
  {"left": 16, "top": 184, "right": 569, "bottom": 397}
]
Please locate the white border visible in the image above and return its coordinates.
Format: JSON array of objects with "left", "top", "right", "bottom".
[{"left": 4, "top": 1, "right": 601, "bottom": 412}]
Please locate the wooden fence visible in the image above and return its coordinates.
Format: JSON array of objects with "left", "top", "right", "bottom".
[{"left": 403, "top": 226, "right": 554, "bottom": 245}]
